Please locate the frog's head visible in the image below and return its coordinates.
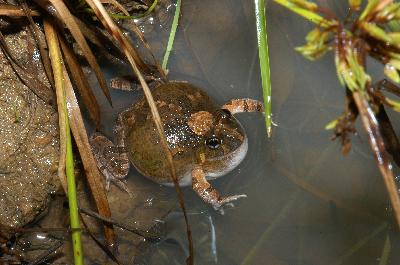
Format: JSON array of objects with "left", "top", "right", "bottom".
[{"left": 188, "top": 109, "right": 248, "bottom": 178}]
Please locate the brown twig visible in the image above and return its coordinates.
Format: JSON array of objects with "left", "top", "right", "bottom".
[
  {"left": 27, "top": 240, "right": 63, "bottom": 265},
  {"left": 0, "top": 4, "right": 40, "bottom": 17},
  {"left": 353, "top": 91, "right": 400, "bottom": 226},
  {"left": 79, "top": 207, "right": 160, "bottom": 241}
]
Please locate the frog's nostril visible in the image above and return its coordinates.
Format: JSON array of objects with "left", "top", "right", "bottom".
[{"left": 218, "top": 109, "right": 232, "bottom": 120}]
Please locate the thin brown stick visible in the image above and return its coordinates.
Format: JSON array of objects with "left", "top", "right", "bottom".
[
  {"left": 79, "top": 207, "right": 160, "bottom": 241},
  {"left": 59, "top": 34, "right": 101, "bottom": 128},
  {"left": 43, "top": 19, "right": 68, "bottom": 193},
  {"left": 353, "top": 91, "right": 400, "bottom": 227},
  {"left": 63, "top": 64, "right": 116, "bottom": 248},
  {"left": 0, "top": 4, "right": 40, "bottom": 17},
  {"left": 20, "top": 0, "right": 55, "bottom": 89},
  {"left": 79, "top": 214, "right": 122, "bottom": 265},
  {"left": 27, "top": 240, "right": 63, "bottom": 265}
]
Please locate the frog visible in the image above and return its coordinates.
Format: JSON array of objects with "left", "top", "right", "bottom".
[{"left": 90, "top": 81, "right": 263, "bottom": 211}]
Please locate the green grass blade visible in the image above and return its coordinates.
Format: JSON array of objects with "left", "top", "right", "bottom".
[
  {"left": 255, "top": 0, "right": 273, "bottom": 137},
  {"left": 162, "top": 0, "right": 181, "bottom": 70},
  {"left": 274, "top": 0, "right": 334, "bottom": 27},
  {"left": 65, "top": 103, "right": 83, "bottom": 265},
  {"left": 45, "top": 21, "right": 84, "bottom": 265}
]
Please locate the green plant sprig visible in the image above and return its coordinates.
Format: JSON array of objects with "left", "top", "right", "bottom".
[
  {"left": 274, "top": 0, "right": 400, "bottom": 230},
  {"left": 255, "top": 0, "right": 273, "bottom": 137},
  {"left": 162, "top": 0, "right": 181, "bottom": 70}
]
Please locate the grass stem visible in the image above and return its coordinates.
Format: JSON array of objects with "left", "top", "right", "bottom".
[
  {"left": 162, "top": 0, "right": 181, "bottom": 70},
  {"left": 255, "top": 0, "right": 272, "bottom": 137},
  {"left": 44, "top": 20, "right": 84, "bottom": 265}
]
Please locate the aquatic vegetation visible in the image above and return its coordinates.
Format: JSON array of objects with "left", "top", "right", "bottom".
[
  {"left": 275, "top": 0, "right": 400, "bottom": 228},
  {"left": 162, "top": 0, "right": 181, "bottom": 70},
  {"left": 254, "top": 0, "right": 273, "bottom": 137},
  {"left": 44, "top": 20, "right": 83, "bottom": 265}
]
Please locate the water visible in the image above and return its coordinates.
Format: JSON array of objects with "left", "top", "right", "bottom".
[{"left": 32, "top": 0, "right": 400, "bottom": 264}]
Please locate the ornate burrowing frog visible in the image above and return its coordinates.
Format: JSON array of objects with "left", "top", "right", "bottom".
[{"left": 90, "top": 81, "right": 263, "bottom": 211}]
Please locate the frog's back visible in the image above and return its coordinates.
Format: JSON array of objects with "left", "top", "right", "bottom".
[{"left": 125, "top": 82, "right": 217, "bottom": 184}]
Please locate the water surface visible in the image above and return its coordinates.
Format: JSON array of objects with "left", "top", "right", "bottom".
[{"left": 90, "top": 1, "right": 400, "bottom": 264}]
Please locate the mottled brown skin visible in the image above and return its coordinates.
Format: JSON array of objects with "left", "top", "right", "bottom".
[{"left": 91, "top": 81, "right": 263, "bottom": 211}]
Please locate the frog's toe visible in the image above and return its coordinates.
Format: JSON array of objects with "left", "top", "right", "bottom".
[{"left": 213, "top": 194, "right": 247, "bottom": 212}]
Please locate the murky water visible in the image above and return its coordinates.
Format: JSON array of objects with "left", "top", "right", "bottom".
[{"left": 27, "top": 0, "right": 400, "bottom": 264}]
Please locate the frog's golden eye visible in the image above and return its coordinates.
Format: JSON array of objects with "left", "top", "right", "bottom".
[{"left": 206, "top": 136, "right": 221, "bottom": 149}]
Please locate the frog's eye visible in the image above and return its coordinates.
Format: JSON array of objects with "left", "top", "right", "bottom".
[{"left": 206, "top": 136, "right": 221, "bottom": 149}]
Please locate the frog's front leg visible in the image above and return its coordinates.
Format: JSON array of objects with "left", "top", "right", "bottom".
[
  {"left": 91, "top": 106, "right": 137, "bottom": 195},
  {"left": 192, "top": 167, "right": 246, "bottom": 213},
  {"left": 90, "top": 133, "right": 131, "bottom": 195},
  {"left": 221, "top": 98, "right": 264, "bottom": 114}
]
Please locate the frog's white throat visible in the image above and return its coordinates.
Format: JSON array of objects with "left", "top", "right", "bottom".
[
  {"left": 207, "top": 136, "right": 248, "bottom": 179},
  {"left": 166, "top": 136, "right": 248, "bottom": 187}
]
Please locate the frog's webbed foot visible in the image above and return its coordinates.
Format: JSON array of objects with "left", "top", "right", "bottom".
[
  {"left": 191, "top": 167, "right": 246, "bottom": 213},
  {"left": 89, "top": 133, "right": 132, "bottom": 196},
  {"left": 221, "top": 98, "right": 264, "bottom": 114}
]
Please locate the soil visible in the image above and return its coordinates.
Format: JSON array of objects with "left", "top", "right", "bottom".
[{"left": 0, "top": 23, "right": 60, "bottom": 228}]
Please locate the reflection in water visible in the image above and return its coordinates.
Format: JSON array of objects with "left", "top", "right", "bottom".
[{"left": 134, "top": 211, "right": 219, "bottom": 265}]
